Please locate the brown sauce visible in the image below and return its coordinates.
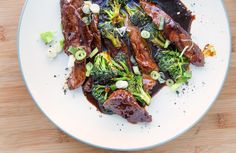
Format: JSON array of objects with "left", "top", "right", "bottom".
[{"left": 150, "top": 0, "right": 194, "bottom": 32}]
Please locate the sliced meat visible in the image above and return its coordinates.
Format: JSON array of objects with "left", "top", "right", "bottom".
[
  {"left": 140, "top": 0, "right": 205, "bottom": 66},
  {"left": 150, "top": 0, "right": 194, "bottom": 32},
  {"left": 61, "top": 0, "right": 93, "bottom": 55},
  {"left": 90, "top": 14, "right": 102, "bottom": 51},
  {"left": 103, "top": 90, "right": 152, "bottom": 123},
  {"left": 82, "top": 77, "right": 93, "bottom": 93},
  {"left": 142, "top": 74, "right": 157, "bottom": 94},
  {"left": 67, "top": 61, "right": 86, "bottom": 90},
  {"left": 126, "top": 21, "right": 158, "bottom": 74},
  {"left": 61, "top": 0, "right": 93, "bottom": 89}
]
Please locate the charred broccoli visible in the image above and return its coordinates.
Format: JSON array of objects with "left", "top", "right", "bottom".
[
  {"left": 124, "top": 2, "right": 151, "bottom": 27},
  {"left": 156, "top": 50, "right": 192, "bottom": 84},
  {"left": 99, "top": 22, "right": 121, "bottom": 48}
]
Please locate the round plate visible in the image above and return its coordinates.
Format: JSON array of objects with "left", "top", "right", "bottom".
[{"left": 18, "top": 0, "right": 231, "bottom": 151}]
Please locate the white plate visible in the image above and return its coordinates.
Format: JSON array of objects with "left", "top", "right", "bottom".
[{"left": 18, "top": 0, "right": 231, "bottom": 151}]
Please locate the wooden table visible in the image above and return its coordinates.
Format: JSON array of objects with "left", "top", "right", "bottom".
[{"left": 0, "top": 0, "right": 235, "bottom": 152}]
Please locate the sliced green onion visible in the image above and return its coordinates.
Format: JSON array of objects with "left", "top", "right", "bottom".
[
  {"left": 141, "top": 30, "right": 150, "bottom": 39},
  {"left": 170, "top": 82, "right": 183, "bottom": 91},
  {"left": 116, "top": 80, "right": 129, "bottom": 89},
  {"left": 164, "top": 40, "right": 171, "bottom": 48},
  {"left": 159, "top": 16, "right": 165, "bottom": 30},
  {"left": 166, "top": 79, "right": 174, "bottom": 87},
  {"left": 59, "top": 39, "right": 64, "bottom": 48},
  {"left": 75, "top": 50, "right": 87, "bottom": 61},
  {"left": 133, "top": 66, "right": 141, "bottom": 75},
  {"left": 40, "top": 31, "right": 54, "bottom": 44},
  {"left": 158, "top": 77, "right": 166, "bottom": 84},
  {"left": 89, "top": 47, "right": 99, "bottom": 58},
  {"left": 151, "top": 71, "right": 161, "bottom": 80},
  {"left": 82, "top": 5, "right": 91, "bottom": 14},
  {"left": 84, "top": 1, "right": 92, "bottom": 7},
  {"left": 82, "top": 17, "right": 91, "bottom": 25},
  {"left": 68, "top": 46, "right": 78, "bottom": 55},
  {"left": 90, "top": 4, "right": 100, "bottom": 14},
  {"left": 86, "top": 62, "right": 94, "bottom": 77}
]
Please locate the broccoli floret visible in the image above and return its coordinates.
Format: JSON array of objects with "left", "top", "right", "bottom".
[
  {"left": 91, "top": 52, "right": 116, "bottom": 83},
  {"left": 113, "top": 53, "right": 151, "bottom": 106},
  {"left": 91, "top": 84, "right": 116, "bottom": 114},
  {"left": 125, "top": 2, "right": 151, "bottom": 27},
  {"left": 103, "top": 0, "right": 126, "bottom": 26},
  {"left": 91, "top": 52, "right": 130, "bottom": 84},
  {"left": 91, "top": 84, "right": 115, "bottom": 104},
  {"left": 118, "top": 0, "right": 129, "bottom": 5},
  {"left": 99, "top": 22, "right": 121, "bottom": 48},
  {"left": 143, "top": 23, "right": 166, "bottom": 48},
  {"left": 128, "top": 75, "right": 152, "bottom": 106},
  {"left": 92, "top": 52, "right": 152, "bottom": 106},
  {"left": 156, "top": 50, "right": 192, "bottom": 83}
]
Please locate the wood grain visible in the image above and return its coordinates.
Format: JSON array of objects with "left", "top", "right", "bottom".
[{"left": 0, "top": 0, "right": 235, "bottom": 152}]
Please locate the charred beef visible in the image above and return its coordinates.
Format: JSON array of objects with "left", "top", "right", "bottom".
[
  {"left": 90, "top": 14, "right": 102, "bottom": 51},
  {"left": 103, "top": 90, "right": 152, "bottom": 123}
]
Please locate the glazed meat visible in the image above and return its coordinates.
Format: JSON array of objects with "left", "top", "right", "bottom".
[
  {"left": 142, "top": 74, "right": 157, "bottom": 94},
  {"left": 126, "top": 21, "right": 159, "bottom": 74},
  {"left": 83, "top": 77, "right": 93, "bottom": 93},
  {"left": 61, "top": 0, "right": 93, "bottom": 89},
  {"left": 61, "top": 0, "right": 93, "bottom": 55},
  {"left": 67, "top": 61, "right": 86, "bottom": 90},
  {"left": 103, "top": 90, "right": 152, "bottom": 123},
  {"left": 90, "top": 14, "right": 102, "bottom": 51},
  {"left": 140, "top": 0, "right": 205, "bottom": 66}
]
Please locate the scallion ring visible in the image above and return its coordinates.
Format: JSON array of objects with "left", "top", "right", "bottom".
[
  {"left": 166, "top": 79, "right": 174, "bottom": 87},
  {"left": 141, "top": 30, "right": 151, "bottom": 39},
  {"left": 75, "top": 50, "right": 87, "bottom": 61},
  {"left": 151, "top": 71, "right": 161, "bottom": 80},
  {"left": 82, "top": 17, "right": 91, "bottom": 25},
  {"left": 82, "top": 5, "right": 91, "bottom": 14},
  {"left": 133, "top": 66, "right": 141, "bottom": 75},
  {"left": 86, "top": 62, "right": 94, "bottom": 77}
]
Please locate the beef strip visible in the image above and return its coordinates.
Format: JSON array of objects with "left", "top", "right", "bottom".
[
  {"left": 150, "top": 0, "right": 194, "bottom": 33},
  {"left": 140, "top": 0, "right": 205, "bottom": 66},
  {"left": 142, "top": 74, "right": 157, "bottom": 94},
  {"left": 82, "top": 77, "right": 93, "bottom": 93},
  {"left": 126, "top": 20, "right": 158, "bottom": 74},
  {"left": 90, "top": 14, "right": 102, "bottom": 51},
  {"left": 103, "top": 90, "right": 152, "bottom": 123},
  {"left": 61, "top": 0, "right": 94, "bottom": 89},
  {"left": 67, "top": 61, "right": 86, "bottom": 90}
]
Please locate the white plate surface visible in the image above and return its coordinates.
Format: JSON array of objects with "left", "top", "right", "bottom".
[{"left": 18, "top": 0, "right": 231, "bottom": 151}]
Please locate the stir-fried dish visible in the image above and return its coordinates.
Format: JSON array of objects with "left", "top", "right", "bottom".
[{"left": 41, "top": 0, "right": 213, "bottom": 123}]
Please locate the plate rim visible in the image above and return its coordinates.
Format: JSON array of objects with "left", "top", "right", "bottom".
[{"left": 17, "top": 0, "right": 232, "bottom": 151}]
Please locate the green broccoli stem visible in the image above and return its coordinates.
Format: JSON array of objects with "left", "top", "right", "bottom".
[
  {"left": 132, "top": 89, "right": 151, "bottom": 106},
  {"left": 151, "top": 37, "right": 165, "bottom": 48}
]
